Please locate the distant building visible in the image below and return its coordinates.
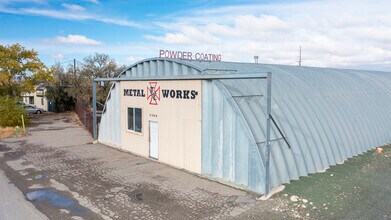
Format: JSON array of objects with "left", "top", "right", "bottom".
[{"left": 21, "top": 86, "right": 49, "bottom": 111}]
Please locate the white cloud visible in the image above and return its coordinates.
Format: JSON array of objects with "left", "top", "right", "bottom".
[
  {"left": 126, "top": 56, "right": 143, "bottom": 62},
  {"left": 0, "top": 6, "right": 140, "bottom": 28},
  {"left": 0, "top": 0, "right": 44, "bottom": 4},
  {"left": 62, "top": 4, "right": 85, "bottom": 12},
  {"left": 3, "top": 0, "right": 391, "bottom": 71},
  {"left": 53, "top": 35, "right": 102, "bottom": 46},
  {"left": 145, "top": 0, "right": 391, "bottom": 69},
  {"left": 145, "top": 25, "right": 220, "bottom": 45},
  {"left": 51, "top": 53, "right": 64, "bottom": 60},
  {"left": 84, "top": 0, "right": 99, "bottom": 4},
  {"left": 98, "top": 17, "right": 140, "bottom": 28},
  {"left": 20, "top": 8, "right": 140, "bottom": 27}
]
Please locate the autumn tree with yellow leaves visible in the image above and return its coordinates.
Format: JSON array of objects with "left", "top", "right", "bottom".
[{"left": 0, "top": 43, "right": 52, "bottom": 97}]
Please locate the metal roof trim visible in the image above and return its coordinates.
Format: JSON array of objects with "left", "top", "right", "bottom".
[{"left": 118, "top": 57, "right": 206, "bottom": 78}]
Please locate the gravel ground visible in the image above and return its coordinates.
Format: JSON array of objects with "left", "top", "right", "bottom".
[{"left": 0, "top": 112, "right": 390, "bottom": 220}]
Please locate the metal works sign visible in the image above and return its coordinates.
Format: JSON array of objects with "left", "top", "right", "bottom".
[
  {"left": 123, "top": 82, "right": 199, "bottom": 105},
  {"left": 147, "top": 82, "right": 160, "bottom": 105}
]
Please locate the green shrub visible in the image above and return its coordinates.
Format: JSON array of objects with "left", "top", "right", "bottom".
[{"left": 0, "top": 96, "right": 30, "bottom": 127}]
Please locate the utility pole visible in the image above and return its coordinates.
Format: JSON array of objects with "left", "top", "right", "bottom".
[
  {"left": 298, "top": 46, "right": 302, "bottom": 67},
  {"left": 73, "top": 59, "right": 76, "bottom": 76}
]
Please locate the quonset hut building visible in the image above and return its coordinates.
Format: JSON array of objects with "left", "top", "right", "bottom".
[{"left": 98, "top": 58, "right": 391, "bottom": 195}]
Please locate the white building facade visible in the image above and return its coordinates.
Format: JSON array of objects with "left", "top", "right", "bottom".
[{"left": 22, "top": 86, "right": 48, "bottom": 111}]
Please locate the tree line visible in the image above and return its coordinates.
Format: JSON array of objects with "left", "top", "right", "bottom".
[
  {"left": 47, "top": 53, "right": 126, "bottom": 111},
  {"left": 0, "top": 43, "right": 126, "bottom": 113}
]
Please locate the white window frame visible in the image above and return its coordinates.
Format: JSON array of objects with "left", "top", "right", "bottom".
[{"left": 126, "top": 107, "right": 143, "bottom": 134}]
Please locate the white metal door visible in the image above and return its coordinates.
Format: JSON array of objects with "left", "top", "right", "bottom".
[{"left": 149, "top": 121, "right": 159, "bottom": 159}]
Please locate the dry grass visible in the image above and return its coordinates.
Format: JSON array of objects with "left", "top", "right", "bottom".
[{"left": 0, "top": 127, "right": 25, "bottom": 139}]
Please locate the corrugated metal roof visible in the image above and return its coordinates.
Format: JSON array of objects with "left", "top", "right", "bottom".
[
  {"left": 100, "top": 58, "right": 391, "bottom": 194},
  {"left": 185, "top": 60, "right": 391, "bottom": 192}
]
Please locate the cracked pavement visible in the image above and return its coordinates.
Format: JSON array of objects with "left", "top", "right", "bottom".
[{"left": 0, "top": 113, "right": 284, "bottom": 220}]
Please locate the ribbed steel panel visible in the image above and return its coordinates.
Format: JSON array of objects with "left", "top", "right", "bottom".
[
  {"left": 99, "top": 82, "right": 121, "bottom": 147},
  {"left": 99, "top": 58, "right": 391, "bottom": 195},
  {"left": 187, "top": 61, "right": 391, "bottom": 193}
]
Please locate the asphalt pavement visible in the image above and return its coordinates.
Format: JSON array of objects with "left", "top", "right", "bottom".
[
  {"left": 0, "top": 169, "right": 48, "bottom": 220},
  {"left": 0, "top": 112, "right": 390, "bottom": 220},
  {"left": 0, "top": 113, "right": 283, "bottom": 220}
]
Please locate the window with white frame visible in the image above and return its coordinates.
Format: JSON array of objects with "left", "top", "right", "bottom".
[{"left": 127, "top": 107, "right": 142, "bottom": 133}]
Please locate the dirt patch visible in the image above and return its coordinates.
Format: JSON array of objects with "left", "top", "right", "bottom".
[
  {"left": 272, "top": 144, "right": 391, "bottom": 219},
  {"left": 0, "top": 127, "right": 26, "bottom": 139}
]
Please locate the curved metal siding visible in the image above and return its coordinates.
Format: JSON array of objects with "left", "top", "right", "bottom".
[
  {"left": 122, "top": 59, "right": 202, "bottom": 78},
  {"left": 186, "top": 60, "right": 391, "bottom": 193},
  {"left": 100, "top": 58, "right": 391, "bottom": 195},
  {"left": 215, "top": 63, "right": 391, "bottom": 192},
  {"left": 99, "top": 82, "right": 121, "bottom": 147},
  {"left": 201, "top": 80, "right": 265, "bottom": 193}
]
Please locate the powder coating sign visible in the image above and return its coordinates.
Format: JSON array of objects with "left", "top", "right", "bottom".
[
  {"left": 159, "top": 50, "right": 222, "bottom": 62},
  {"left": 123, "top": 82, "right": 199, "bottom": 105}
]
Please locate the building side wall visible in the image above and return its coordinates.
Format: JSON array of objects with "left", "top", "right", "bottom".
[
  {"left": 201, "top": 80, "right": 265, "bottom": 193},
  {"left": 22, "top": 88, "right": 48, "bottom": 111},
  {"left": 119, "top": 80, "right": 202, "bottom": 173},
  {"left": 98, "top": 82, "right": 121, "bottom": 147},
  {"left": 202, "top": 81, "right": 265, "bottom": 193}
]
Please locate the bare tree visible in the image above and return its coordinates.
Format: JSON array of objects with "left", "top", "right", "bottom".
[{"left": 67, "top": 53, "right": 126, "bottom": 105}]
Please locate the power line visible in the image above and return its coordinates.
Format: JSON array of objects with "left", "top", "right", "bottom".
[
  {"left": 76, "top": 60, "right": 86, "bottom": 66},
  {"left": 57, "top": 60, "right": 73, "bottom": 65}
]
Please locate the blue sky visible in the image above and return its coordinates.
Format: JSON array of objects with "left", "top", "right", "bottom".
[{"left": 1, "top": 0, "right": 391, "bottom": 71}]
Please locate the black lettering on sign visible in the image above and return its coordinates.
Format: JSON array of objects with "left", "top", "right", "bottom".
[
  {"left": 125, "top": 87, "right": 198, "bottom": 100},
  {"left": 191, "top": 90, "right": 198, "bottom": 99},
  {"left": 176, "top": 90, "right": 182, "bottom": 98},
  {"left": 162, "top": 90, "right": 170, "bottom": 98},
  {"left": 123, "top": 89, "right": 145, "bottom": 97},
  {"left": 153, "top": 89, "right": 199, "bottom": 100},
  {"left": 170, "top": 90, "right": 176, "bottom": 98},
  {"left": 183, "top": 90, "right": 190, "bottom": 99}
]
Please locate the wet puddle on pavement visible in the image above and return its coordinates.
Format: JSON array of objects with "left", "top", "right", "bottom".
[
  {"left": 26, "top": 189, "right": 86, "bottom": 214},
  {"left": 34, "top": 173, "right": 46, "bottom": 179},
  {"left": 3, "top": 151, "right": 25, "bottom": 159}
]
